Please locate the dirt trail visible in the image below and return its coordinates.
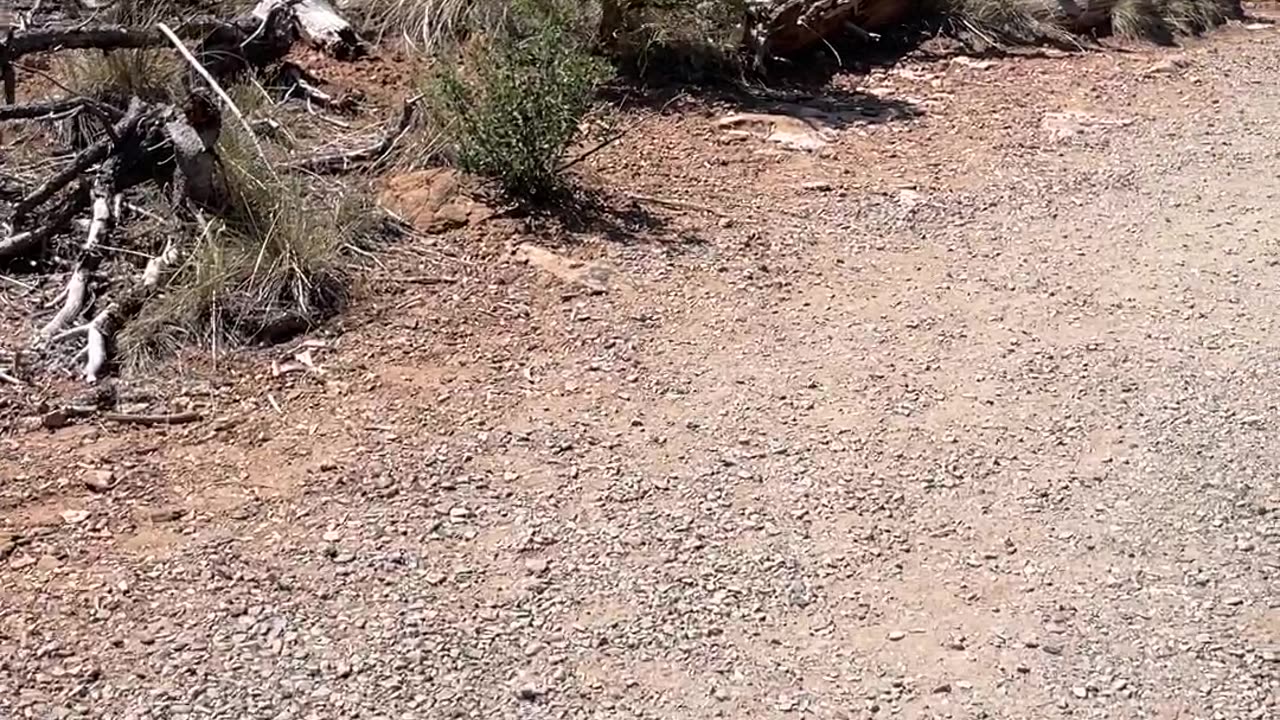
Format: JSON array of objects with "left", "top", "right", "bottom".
[{"left": 3, "top": 21, "right": 1279, "bottom": 720}]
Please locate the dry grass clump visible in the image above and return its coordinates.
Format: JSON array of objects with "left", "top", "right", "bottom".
[
  {"left": 353, "top": 0, "right": 511, "bottom": 53},
  {"left": 50, "top": 0, "right": 183, "bottom": 145},
  {"left": 602, "top": 0, "right": 747, "bottom": 81},
  {"left": 1111, "top": 0, "right": 1236, "bottom": 40},
  {"left": 934, "top": 0, "right": 1236, "bottom": 48},
  {"left": 117, "top": 94, "right": 379, "bottom": 368},
  {"left": 935, "top": 0, "right": 1082, "bottom": 49}
]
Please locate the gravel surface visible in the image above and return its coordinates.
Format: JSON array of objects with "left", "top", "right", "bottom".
[{"left": 3, "top": 19, "right": 1279, "bottom": 720}]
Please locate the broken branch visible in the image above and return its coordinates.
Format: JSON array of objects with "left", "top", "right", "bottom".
[
  {"left": 101, "top": 411, "right": 202, "bottom": 426},
  {"left": 12, "top": 100, "right": 147, "bottom": 220},
  {"left": 0, "top": 97, "right": 119, "bottom": 121},
  {"left": 158, "top": 22, "right": 275, "bottom": 173}
]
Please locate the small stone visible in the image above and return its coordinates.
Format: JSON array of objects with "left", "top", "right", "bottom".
[
  {"left": 955, "top": 681, "right": 973, "bottom": 690},
  {"left": 951, "top": 56, "right": 997, "bottom": 70},
  {"left": 1260, "top": 650, "right": 1276, "bottom": 663},
  {"left": 516, "top": 684, "right": 544, "bottom": 701},
  {"left": 932, "top": 682, "right": 951, "bottom": 694},
  {"left": 712, "top": 686, "right": 730, "bottom": 701},
  {"left": 148, "top": 508, "right": 184, "bottom": 523},
  {"left": 1045, "top": 622, "right": 1067, "bottom": 634},
  {"left": 524, "top": 641, "right": 545, "bottom": 657},
  {"left": 801, "top": 180, "right": 833, "bottom": 192},
  {"left": 60, "top": 509, "right": 90, "bottom": 525},
  {"left": 1111, "top": 679, "right": 1128, "bottom": 692},
  {"left": 83, "top": 470, "right": 115, "bottom": 492},
  {"left": 9, "top": 553, "right": 37, "bottom": 570},
  {"left": 887, "top": 631, "right": 906, "bottom": 641},
  {"left": 1042, "top": 644, "right": 1063, "bottom": 656},
  {"left": 1072, "top": 686, "right": 1087, "bottom": 699},
  {"left": 332, "top": 551, "right": 356, "bottom": 564},
  {"left": 1143, "top": 58, "right": 1188, "bottom": 77},
  {"left": 1223, "top": 596, "right": 1244, "bottom": 606},
  {"left": 524, "top": 558, "right": 549, "bottom": 575},
  {"left": 425, "top": 572, "right": 447, "bottom": 586},
  {"left": 321, "top": 530, "right": 341, "bottom": 543},
  {"left": 449, "top": 506, "right": 471, "bottom": 521},
  {"left": 1016, "top": 664, "right": 1031, "bottom": 674}
]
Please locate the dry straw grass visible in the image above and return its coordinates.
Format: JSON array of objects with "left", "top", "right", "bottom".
[{"left": 118, "top": 89, "right": 378, "bottom": 367}]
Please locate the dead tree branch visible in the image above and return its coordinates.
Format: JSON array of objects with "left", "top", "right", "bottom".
[
  {"left": 12, "top": 100, "right": 147, "bottom": 221},
  {"left": 0, "top": 97, "right": 120, "bottom": 121}
]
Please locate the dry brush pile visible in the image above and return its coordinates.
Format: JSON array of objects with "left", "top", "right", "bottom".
[{"left": 1, "top": 0, "right": 398, "bottom": 392}]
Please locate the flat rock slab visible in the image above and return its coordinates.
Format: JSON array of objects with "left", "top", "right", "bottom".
[
  {"left": 515, "top": 244, "right": 614, "bottom": 295},
  {"left": 378, "top": 168, "right": 487, "bottom": 234}
]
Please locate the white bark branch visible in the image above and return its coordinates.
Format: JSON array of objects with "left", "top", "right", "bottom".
[
  {"left": 41, "top": 266, "right": 90, "bottom": 339},
  {"left": 143, "top": 239, "right": 179, "bottom": 287}
]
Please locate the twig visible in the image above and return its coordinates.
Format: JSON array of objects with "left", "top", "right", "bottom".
[
  {"left": 41, "top": 266, "right": 90, "bottom": 338},
  {"left": 384, "top": 275, "right": 459, "bottom": 285},
  {"left": 292, "top": 98, "right": 419, "bottom": 174},
  {"left": 0, "top": 97, "right": 115, "bottom": 121},
  {"left": 556, "top": 93, "right": 686, "bottom": 174},
  {"left": 0, "top": 369, "right": 22, "bottom": 386},
  {"left": 0, "top": 274, "right": 36, "bottom": 291},
  {"left": 157, "top": 22, "right": 277, "bottom": 176},
  {"left": 101, "top": 411, "right": 203, "bottom": 426},
  {"left": 142, "top": 238, "right": 179, "bottom": 287},
  {"left": 623, "top": 191, "right": 728, "bottom": 218}
]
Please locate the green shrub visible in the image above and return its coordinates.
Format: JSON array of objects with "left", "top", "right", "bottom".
[{"left": 432, "top": 0, "right": 609, "bottom": 201}]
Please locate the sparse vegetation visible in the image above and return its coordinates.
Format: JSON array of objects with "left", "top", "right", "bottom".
[
  {"left": 429, "top": 0, "right": 609, "bottom": 201},
  {"left": 0, "top": 0, "right": 1247, "bottom": 386},
  {"left": 934, "top": 0, "right": 1079, "bottom": 49},
  {"left": 601, "top": 0, "right": 747, "bottom": 81},
  {"left": 119, "top": 93, "right": 376, "bottom": 367}
]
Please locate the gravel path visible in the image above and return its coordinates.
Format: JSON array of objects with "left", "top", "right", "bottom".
[{"left": 2, "top": 21, "right": 1278, "bottom": 720}]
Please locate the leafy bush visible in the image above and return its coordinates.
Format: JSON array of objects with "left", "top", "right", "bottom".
[{"left": 431, "top": 0, "right": 608, "bottom": 201}]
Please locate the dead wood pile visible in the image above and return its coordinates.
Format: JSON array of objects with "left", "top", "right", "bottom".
[{"left": 0, "top": 0, "right": 399, "bottom": 386}]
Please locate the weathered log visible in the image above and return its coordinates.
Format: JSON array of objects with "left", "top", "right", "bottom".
[
  {"left": 746, "top": 0, "right": 911, "bottom": 57},
  {"left": 3, "top": 18, "right": 227, "bottom": 58},
  {"left": 252, "top": 0, "right": 366, "bottom": 59}
]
